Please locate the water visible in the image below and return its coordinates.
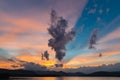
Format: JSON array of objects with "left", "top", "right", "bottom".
[{"left": 7, "top": 77, "right": 120, "bottom": 80}]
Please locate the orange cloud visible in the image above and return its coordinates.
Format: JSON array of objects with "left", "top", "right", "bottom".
[
  {"left": 16, "top": 55, "right": 57, "bottom": 67},
  {"left": 65, "top": 50, "right": 120, "bottom": 68},
  {"left": 0, "top": 12, "right": 48, "bottom": 32},
  {"left": 0, "top": 60, "right": 23, "bottom": 70},
  {"left": 0, "top": 12, "right": 56, "bottom": 66}
]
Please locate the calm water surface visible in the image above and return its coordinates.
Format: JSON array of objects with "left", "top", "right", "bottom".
[{"left": 6, "top": 77, "right": 120, "bottom": 80}]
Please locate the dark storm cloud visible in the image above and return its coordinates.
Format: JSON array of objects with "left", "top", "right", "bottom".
[
  {"left": 7, "top": 58, "right": 15, "bottom": 62},
  {"left": 89, "top": 29, "right": 99, "bottom": 49},
  {"left": 20, "top": 62, "right": 47, "bottom": 71},
  {"left": 43, "top": 51, "right": 49, "bottom": 60},
  {"left": 11, "top": 65, "right": 19, "bottom": 68},
  {"left": 7, "top": 58, "right": 47, "bottom": 70},
  {"left": 48, "top": 10, "right": 76, "bottom": 61},
  {"left": 7, "top": 58, "right": 25, "bottom": 64}
]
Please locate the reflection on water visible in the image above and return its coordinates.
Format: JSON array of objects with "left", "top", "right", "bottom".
[{"left": 5, "top": 77, "right": 120, "bottom": 80}]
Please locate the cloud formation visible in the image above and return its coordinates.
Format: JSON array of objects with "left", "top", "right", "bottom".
[
  {"left": 48, "top": 10, "right": 76, "bottom": 61},
  {"left": 20, "top": 62, "right": 47, "bottom": 71},
  {"left": 89, "top": 29, "right": 99, "bottom": 49},
  {"left": 64, "top": 63, "right": 120, "bottom": 74},
  {"left": 98, "top": 27, "right": 120, "bottom": 44}
]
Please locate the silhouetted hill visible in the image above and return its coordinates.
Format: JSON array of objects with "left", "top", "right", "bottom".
[
  {"left": 0, "top": 69, "right": 36, "bottom": 77},
  {"left": 87, "top": 71, "right": 120, "bottom": 77},
  {"left": 0, "top": 68, "right": 85, "bottom": 77},
  {"left": 0, "top": 68, "right": 120, "bottom": 78}
]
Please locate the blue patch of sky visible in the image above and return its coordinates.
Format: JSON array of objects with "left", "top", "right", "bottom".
[{"left": 66, "top": 0, "right": 120, "bottom": 60}]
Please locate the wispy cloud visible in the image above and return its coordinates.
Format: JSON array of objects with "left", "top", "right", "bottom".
[{"left": 98, "top": 27, "right": 120, "bottom": 44}]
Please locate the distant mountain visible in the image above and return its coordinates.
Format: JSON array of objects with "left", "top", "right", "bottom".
[
  {"left": 0, "top": 68, "right": 120, "bottom": 77},
  {"left": 87, "top": 71, "right": 120, "bottom": 77},
  {"left": 0, "top": 68, "right": 85, "bottom": 77},
  {"left": 64, "top": 63, "right": 120, "bottom": 74}
]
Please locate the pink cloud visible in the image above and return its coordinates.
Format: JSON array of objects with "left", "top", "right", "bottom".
[{"left": 98, "top": 27, "right": 120, "bottom": 44}]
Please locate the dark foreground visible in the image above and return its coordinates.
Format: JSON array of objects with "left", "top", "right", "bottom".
[{"left": 0, "top": 69, "right": 120, "bottom": 79}]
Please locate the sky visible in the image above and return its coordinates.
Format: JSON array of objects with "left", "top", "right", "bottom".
[{"left": 0, "top": 0, "right": 120, "bottom": 70}]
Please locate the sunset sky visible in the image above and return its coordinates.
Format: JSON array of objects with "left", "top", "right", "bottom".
[{"left": 0, "top": 0, "right": 120, "bottom": 70}]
